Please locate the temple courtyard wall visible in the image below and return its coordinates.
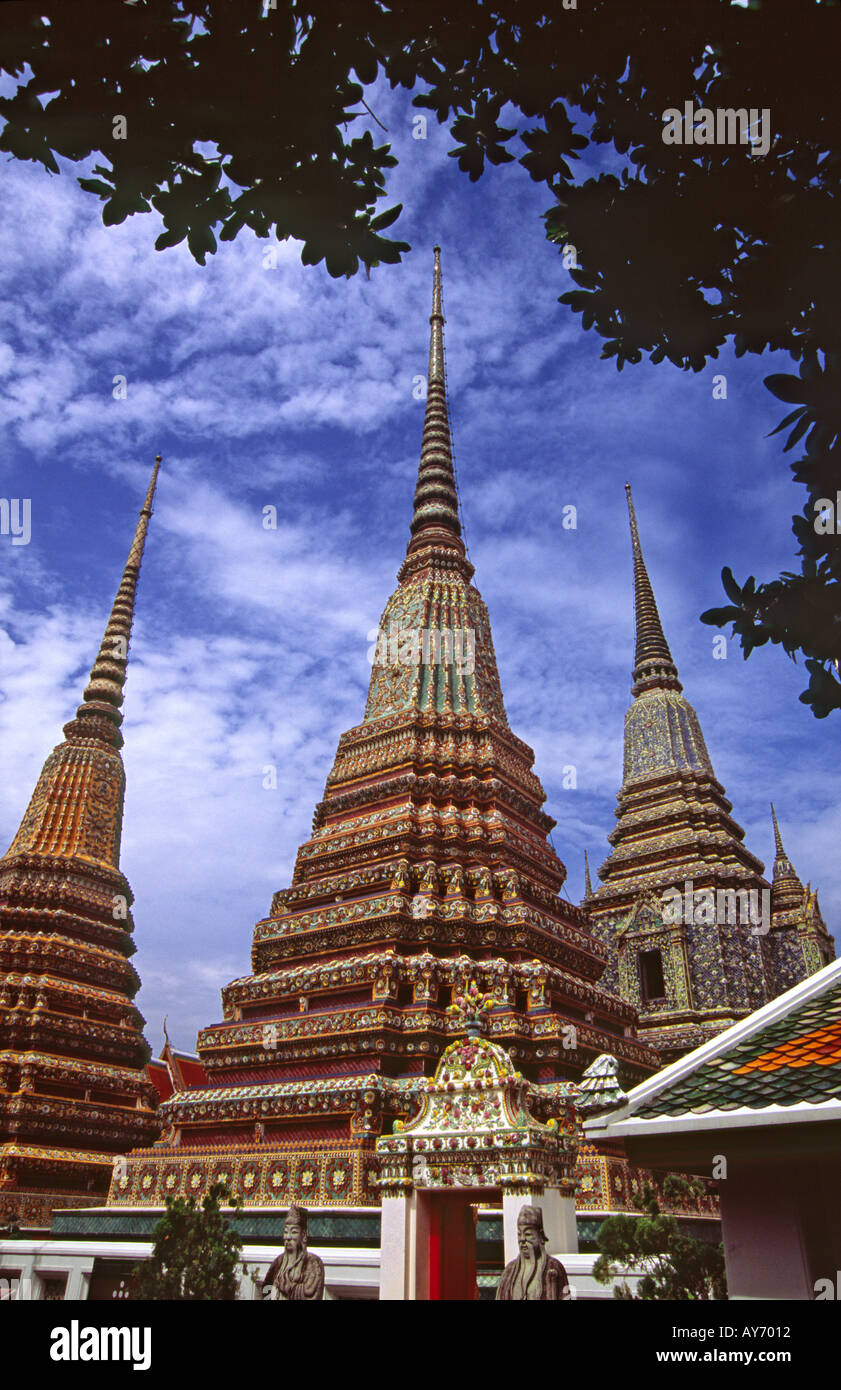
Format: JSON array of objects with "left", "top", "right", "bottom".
[{"left": 0, "top": 1207, "right": 706, "bottom": 1301}]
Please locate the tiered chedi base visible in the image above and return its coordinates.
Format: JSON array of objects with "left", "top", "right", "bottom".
[
  {"left": 111, "top": 707, "right": 660, "bottom": 1212},
  {"left": 587, "top": 757, "right": 777, "bottom": 1059},
  {"left": 0, "top": 810, "right": 160, "bottom": 1229},
  {"left": 587, "top": 726, "right": 835, "bottom": 1061}
]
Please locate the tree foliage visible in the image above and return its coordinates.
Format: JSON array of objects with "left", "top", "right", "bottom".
[
  {"left": 2, "top": 1, "right": 840, "bottom": 708},
  {"left": 700, "top": 351, "right": 841, "bottom": 717},
  {"left": 0, "top": 0, "right": 410, "bottom": 276},
  {"left": 132, "top": 1180, "right": 244, "bottom": 1300},
  {"left": 593, "top": 1176, "right": 727, "bottom": 1301}
]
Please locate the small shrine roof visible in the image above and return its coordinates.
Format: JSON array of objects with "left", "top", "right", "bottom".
[
  {"left": 584, "top": 959, "right": 841, "bottom": 1140},
  {"left": 637, "top": 979, "right": 841, "bottom": 1116},
  {"left": 374, "top": 1027, "right": 578, "bottom": 1194},
  {"left": 146, "top": 1059, "right": 174, "bottom": 1102},
  {"left": 146, "top": 1043, "right": 208, "bottom": 1100}
]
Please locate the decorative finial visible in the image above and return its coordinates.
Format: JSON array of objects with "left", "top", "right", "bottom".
[
  {"left": 624, "top": 481, "right": 639, "bottom": 545},
  {"left": 63, "top": 457, "right": 161, "bottom": 749},
  {"left": 625, "top": 484, "right": 681, "bottom": 696},
  {"left": 429, "top": 246, "right": 444, "bottom": 382},
  {"left": 584, "top": 850, "right": 594, "bottom": 899},
  {"left": 446, "top": 979, "right": 495, "bottom": 1037},
  {"left": 576, "top": 1054, "right": 628, "bottom": 1113},
  {"left": 770, "top": 803, "right": 786, "bottom": 858}
]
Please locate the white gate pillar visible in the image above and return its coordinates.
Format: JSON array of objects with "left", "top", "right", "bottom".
[{"left": 379, "top": 1191, "right": 413, "bottom": 1300}]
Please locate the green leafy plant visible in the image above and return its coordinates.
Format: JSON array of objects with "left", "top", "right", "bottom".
[
  {"left": 133, "top": 1180, "right": 244, "bottom": 1300},
  {"left": 593, "top": 1175, "right": 727, "bottom": 1301}
]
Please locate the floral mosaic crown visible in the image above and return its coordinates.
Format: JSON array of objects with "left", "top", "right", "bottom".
[{"left": 445, "top": 979, "right": 495, "bottom": 1036}]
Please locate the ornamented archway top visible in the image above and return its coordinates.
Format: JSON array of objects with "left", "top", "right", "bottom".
[{"left": 375, "top": 1028, "right": 578, "bottom": 1196}]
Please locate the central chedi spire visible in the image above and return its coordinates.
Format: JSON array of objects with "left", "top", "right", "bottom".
[
  {"left": 621, "top": 483, "right": 713, "bottom": 781},
  {"left": 366, "top": 247, "right": 506, "bottom": 726},
  {"left": 586, "top": 487, "right": 834, "bottom": 1061},
  {"left": 111, "top": 251, "right": 660, "bottom": 1220},
  {"left": 406, "top": 245, "right": 465, "bottom": 560},
  {"left": 625, "top": 483, "right": 680, "bottom": 694},
  {"left": 0, "top": 462, "right": 162, "bottom": 1231}
]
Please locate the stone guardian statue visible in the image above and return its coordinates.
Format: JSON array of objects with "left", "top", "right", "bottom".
[
  {"left": 263, "top": 1204, "right": 325, "bottom": 1301},
  {"left": 496, "top": 1206, "right": 570, "bottom": 1300}
]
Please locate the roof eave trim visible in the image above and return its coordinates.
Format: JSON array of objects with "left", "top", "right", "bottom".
[{"left": 586, "top": 1097, "right": 841, "bottom": 1140}]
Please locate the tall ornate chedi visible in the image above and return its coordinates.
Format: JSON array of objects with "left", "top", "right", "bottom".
[
  {"left": 0, "top": 464, "right": 162, "bottom": 1230},
  {"left": 585, "top": 486, "right": 835, "bottom": 1060},
  {"left": 111, "top": 251, "right": 661, "bottom": 1217}
]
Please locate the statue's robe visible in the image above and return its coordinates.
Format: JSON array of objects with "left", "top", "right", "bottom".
[
  {"left": 496, "top": 1251, "right": 569, "bottom": 1300},
  {"left": 263, "top": 1249, "right": 325, "bottom": 1301}
]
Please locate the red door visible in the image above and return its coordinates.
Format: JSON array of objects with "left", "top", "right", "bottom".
[{"left": 427, "top": 1196, "right": 479, "bottom": 1301}]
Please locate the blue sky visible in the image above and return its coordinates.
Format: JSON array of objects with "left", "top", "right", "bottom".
[{"left": 0, "top": 79, "right": 837, "bottom": 1052}]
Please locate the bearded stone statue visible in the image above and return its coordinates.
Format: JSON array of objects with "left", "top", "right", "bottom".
[
  {"left": 496, "top": 1206, "right": 570, "bottom": 1301},
  {"left": 263, "top": 1204, "right": 325, "bottom": 1301}
]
